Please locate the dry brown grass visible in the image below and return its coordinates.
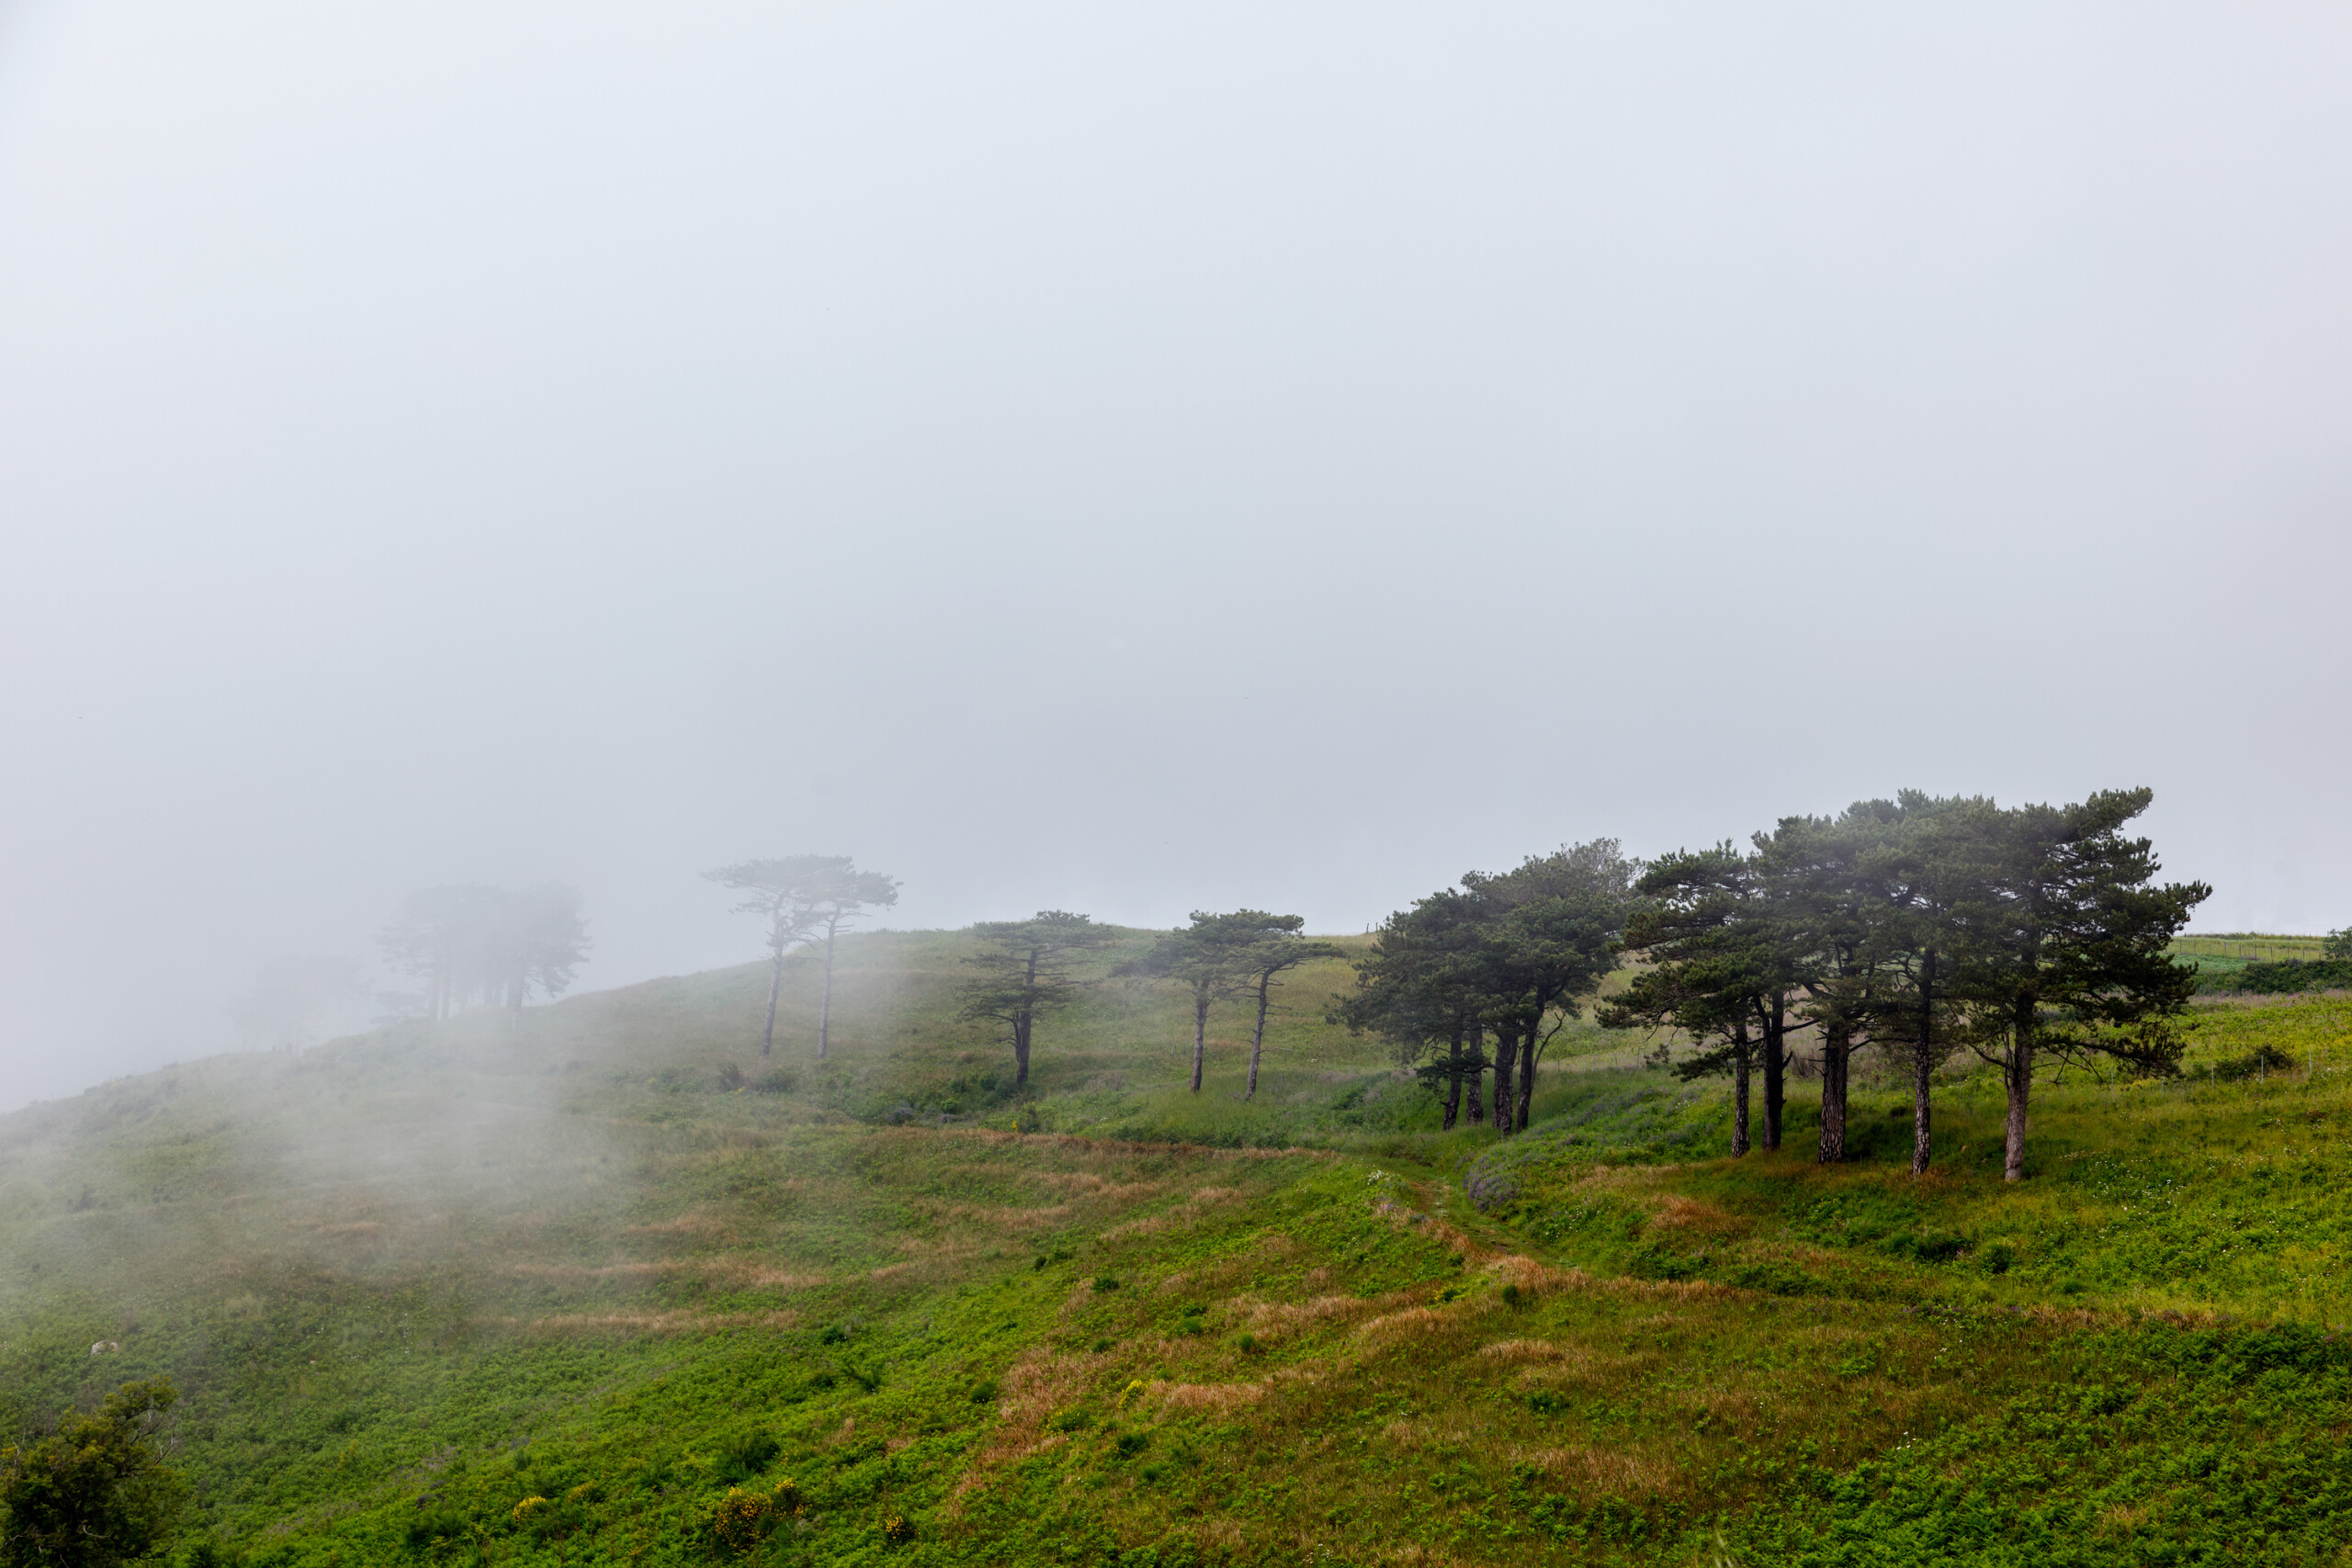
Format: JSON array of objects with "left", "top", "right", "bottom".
[
  {"left": 622, "top": 1212, "right": 734, "bottom": 1239},
  {"left": 1102, "top": 1183, "right": 1247, "bottom": 1240},
  {"left": 515, "top": 1310, "right": 797, "bottom": 1335},
  {"left": 1517, "top": 1442, "right": 1678, "bottom": 1495},
  {"left": 513, "top": 1261, "right": 672, "bottom": 1280},
  {"left": 958, "top": 1348, "right": 1098, "bottom": 1487},
  {"left": 1476, "top": 1337, "right": 1579, "bottom": 1363},
  {"left": 1148, "top": 1380, "right": 1266, "bottom": 1414},
  {"left": 509, "top": 1259, "right": 826, "bottom": 1288},
  {"left": 1650, "top": 1194, "right": 1748, "bottom": 1238},
  {"left": 1354, "top": 1301, "right": 1492, "bottom": 1348},
  {"left": 1237, "top": 1292, "right": 1396, "bottom": 1339},
  {"left": 1487, "top": 1256, "right": 1593, "bottom": 1297},
  {"left": 868, "top": 1247, "right": 978, "bottom": 1286}
]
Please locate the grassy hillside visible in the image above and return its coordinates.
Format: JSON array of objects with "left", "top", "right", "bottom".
[
  {"left": 2173, "top": 932, "right": 2344, "bottom": 994},
  {"left": 2, "top": 928, "right": 2348, "bottom": 1566}
]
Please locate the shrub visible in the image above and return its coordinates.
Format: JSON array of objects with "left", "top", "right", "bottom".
[
  {"left": 1091, "top": 1274, "right": 1121, "bottom": 1292},
  {"left": 714, "top": 1430, "right": 780, "bottom": 1483},
  {"left": 2212, "top": 959, "right": 2352, "bottom": 995},
  {"left": 1886, "top": 1229, "right": 1966, "bottom": 1264},
  {"left": 716, "top": 1063, "right": 748, "bottom": 1092},
  {"left": 881, "top": 1513, "right": 915, "bottom": 1547},
  {"left": 703, "top": 1487, "right": 776, "bottom": 1556},
  {"left": 2211, "top": 1044, "right": 2296, "bottom": 1080},
  {"left": 1730, "top": 1261, "right": 1819, "bottom": 1296},
  {"left": 404, "top": 1509, "right": 467, "bottom": 1551}
]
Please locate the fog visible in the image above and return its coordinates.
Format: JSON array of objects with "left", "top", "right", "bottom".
[{"left": 3, "top": 2, "right": 2347, "bottom": 1111}]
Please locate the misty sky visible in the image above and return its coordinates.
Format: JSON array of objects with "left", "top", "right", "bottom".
[{"left": 4, "top": 2, "right": 2348, "bottom": 1110}]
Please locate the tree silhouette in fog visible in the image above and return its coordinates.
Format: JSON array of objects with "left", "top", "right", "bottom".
[
  {"left": 957, "top": 912, "right": 1114, "bottom": 1090},
  {"left": 376, "top": 884, "right": 588, "bottom": 1021},
  {"left": 705, "top": 855, "right": 898, "bottom": 1058}
]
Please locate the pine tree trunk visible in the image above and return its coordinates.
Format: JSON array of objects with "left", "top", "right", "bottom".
[
  {"left": 2004, "top": 998, "right": 2034, "bottom": 1182},
  {"left": 1911, "top": 949, "right": 1935, "bottom": 1176},
  {"left": 1245, "top": 974, "right": 1272, "bottom": 1100},
  {"left": 1013, "top": 943, "right": 1042, "bottom": 1089},
  {"left": 1513, "top": 1032, "right": 1536, "bottom": 1132},
  {"left": 1761, "top": 997, "right": 1786, "bottom": 1151},
  {"left": 817, "top": 918, "right": 840, "bottom": 1060},
  {"left": 1732, "top": 1021, "right": 1751, "bottom": 1156},
  {"left": 1190, "top": 987, "right": 1209, "bottom": 1092},
  {"left": 1442, "top": 1028, "right": 1463, "bottom": 1130},
  {"left": 761, "top": 948, "right": 785, "bottom": 1059},
  {"left": 1816, "top": 1023, "right": 1849, "bottom": 1163},
  {"left": 1492, "top": 1026, "right": 1517, "bottom": 1137},
  {"left": 1465, "top": 1024, "right": 1486, "bottom": 1124}
]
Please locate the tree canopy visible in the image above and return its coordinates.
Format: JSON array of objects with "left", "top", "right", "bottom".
[
  {"left": 376, "top": 884, "right": 589, "bottom": 1021},
  {"left": 705, "top": 855, "right": 899, "bottom": 1058},
  {"left": 1610, "top": 788, "right": 2207, "bottom": 1179},
  {"left": 0, "top": 1380, "right": 185, "bottom": 1568},
  {"left": 956, "top": 911, "right": 1114, "bottom": 1089},
  {"left": 1340, "top": 841, "right": 1634, "bottom": 1134},
  {"left": 1118, "top": 911, "right": 1262, "bottom": 1092}
]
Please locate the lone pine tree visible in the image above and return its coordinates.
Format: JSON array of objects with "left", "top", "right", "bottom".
[{"left": 957, "top": 911, "right": 1114, "bottom": 1089}]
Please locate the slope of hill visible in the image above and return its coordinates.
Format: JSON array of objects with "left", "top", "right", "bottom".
[{"left": 1, "top": 929, "right": 2347, "bottom": 1566}]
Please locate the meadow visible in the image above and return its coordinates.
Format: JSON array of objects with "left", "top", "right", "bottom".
[{"left": 1, "top": 929, "right": 2346, "bottom": 1566}]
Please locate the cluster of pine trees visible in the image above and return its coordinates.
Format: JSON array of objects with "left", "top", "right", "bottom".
[
  {"left": 375, "top": 883, "right": 591, "bottom": 1021},
  {"left": 1334, "top": 840, "right": 1639, "bottom": 1134},
  {"left": 721, "top": 789, "right": 2203, "bottom": 1184},
  {"left": 1607, "top": 788, "right": 2208, "bottom": 1179},
  {"left": 1334, "top": 791, "right": 2207, "bottom": 1181}
]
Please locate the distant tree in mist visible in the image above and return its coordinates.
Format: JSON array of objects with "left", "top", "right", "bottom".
[
  {"left": 484, "top": 883, "right": 591, "bottom": 1015},
  {"left": 225, "top": 954, "right": 368, "bottom": 1052},
  {"left": 956, "top": 912, "right": 1114, "bottom": 1090},
  {"left": 376, "top": 884, "right": 589, "bottom": 1022},
  {"left": 0, "top": 1378, "right": 185, "bottom": 1568},
  {"left": 705, "top": 855, "right": 899, "bottom": 1059},
  {"left": 1118, "top": 911, "right": 1257, "bottom": 1092},
  {"left": 806, "top": 862, "right": 899, "bottom": 1060},
  {"left": 378, "top": 886, "right": 492, "bottom": 1020},
  {"left": 1229, "top": 913, "right": 1341, "bottom": 1100}
]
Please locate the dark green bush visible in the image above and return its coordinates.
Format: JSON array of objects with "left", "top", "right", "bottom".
[{"left": 713, "top": 1430, "right": 779, "bottom": 1483}]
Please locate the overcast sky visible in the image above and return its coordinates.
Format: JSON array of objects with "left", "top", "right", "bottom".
[{"left": 3, "top": 1, "right": 2347, "bottom": 1109}]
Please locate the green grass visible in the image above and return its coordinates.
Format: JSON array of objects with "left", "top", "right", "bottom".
[{"left": 3, "top": 929, "right": 2349, "bottom": 1566}]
